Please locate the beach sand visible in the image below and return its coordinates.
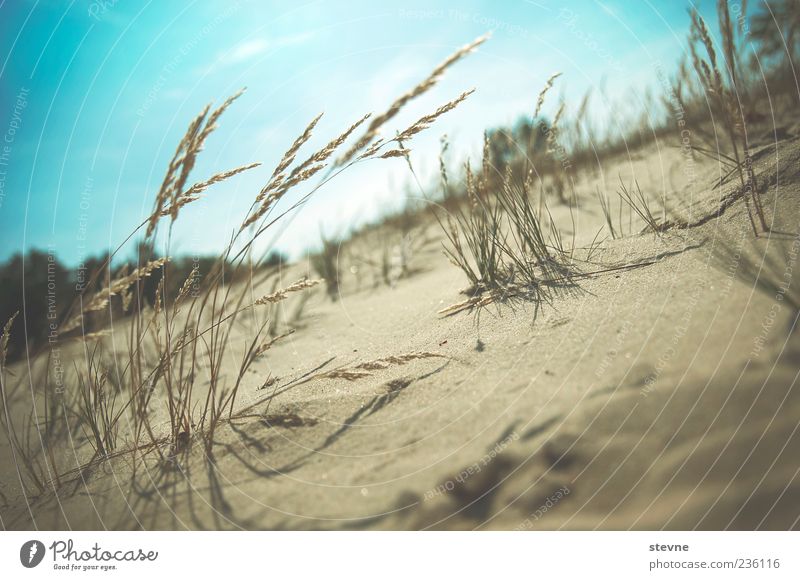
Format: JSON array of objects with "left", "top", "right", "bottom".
[{"left": 2, "top": 125, "right": 799, "bottom": 531}]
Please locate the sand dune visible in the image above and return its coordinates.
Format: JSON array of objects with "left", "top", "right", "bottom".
[{"left": 3, "top": 125, "right": 798, "bottom": 531}]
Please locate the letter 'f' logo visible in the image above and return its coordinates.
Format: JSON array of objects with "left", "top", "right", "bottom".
[{"left": 20, "top": 540, "right": 45, "bottom": 568}]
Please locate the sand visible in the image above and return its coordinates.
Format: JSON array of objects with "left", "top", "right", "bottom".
[{"left": 2, "top": 125, "right": 800, "bottom": 531}]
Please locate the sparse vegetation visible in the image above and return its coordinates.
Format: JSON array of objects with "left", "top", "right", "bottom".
[
  {"left": 0, "top": 36, "right": 479, "bottom": 496},
  {"left": 686, "top": 2, "right": 768, "bottom": 235},
  {"left": 433, "top": 80, "right": 582, "bottom": 315},
  {"left": 1, "top": 0, "right": 799, "bottom": 532},
  {"left": 616, "top": 179, "right": 666, "bottom": 235},
  {"left": 310, "top": 232, "right": 342, "bottom": 301}
]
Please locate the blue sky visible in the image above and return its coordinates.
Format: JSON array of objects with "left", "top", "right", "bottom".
[{"left": 0, "top": 0, "right": 734, "bottom": 267}]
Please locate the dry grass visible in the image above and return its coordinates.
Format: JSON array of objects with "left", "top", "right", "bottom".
[
  {"left": 2, "top": 1, "right": 795, "bottom": 512},
  {"left": 595, "top": 186, "right": 617, "bottom": 240},
  {"left": 616, "top": 179, "right": 666, "bottom": 235},
  {"left": 687, "top": 3, "right": 767, "bottom": 235},
  {"left": 0, "top": 311, "right": 16, "bottom": 373},
  {"left": 254, "top": 278, "right": 322, "bottom": 305},
  {"left": 61, "top": 258, "right": 169, "bottom": 333},
  {"left": 336, "top": 34, "right": 489, "bottom": 166},
  {"left": 0, "top": 37, "right": 478, "bottom": 495},
  {"left": 432, "top": 78, "right": 579, "bottom": 315},
  {"left": 310, "top": 232, "right": 342, "bottom": 301},
  {"left": 314, "top": 352, "right": 446, "bottom": 381}
]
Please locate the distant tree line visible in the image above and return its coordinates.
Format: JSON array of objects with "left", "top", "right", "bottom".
[{"left": 0, "top": 245, "right": 286, "bottom": 362}]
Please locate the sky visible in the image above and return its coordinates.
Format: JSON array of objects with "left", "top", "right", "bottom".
[{"left": 0, "top": 0, "right": 741, "bottom": 267}]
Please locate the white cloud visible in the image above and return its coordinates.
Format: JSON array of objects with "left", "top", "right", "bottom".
[
  {"left": 225, "top": 38, "right": 270, "bottom": 64},
  {"left": 219, "top": 32, "right": 314, "bottom": 65}
]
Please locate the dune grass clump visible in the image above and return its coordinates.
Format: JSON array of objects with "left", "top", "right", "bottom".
[
  {"left": 435, "top": 78, "right": 580, "bottom": 315},
  {"left": 686, "top": 2, "right": 767, "bottom": 235},
  {"left": 439, "top": 166, "right": 578, "bottom": 315},
  {"left": 615, "top": 179, "right": 669, "bottom": 235}
]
